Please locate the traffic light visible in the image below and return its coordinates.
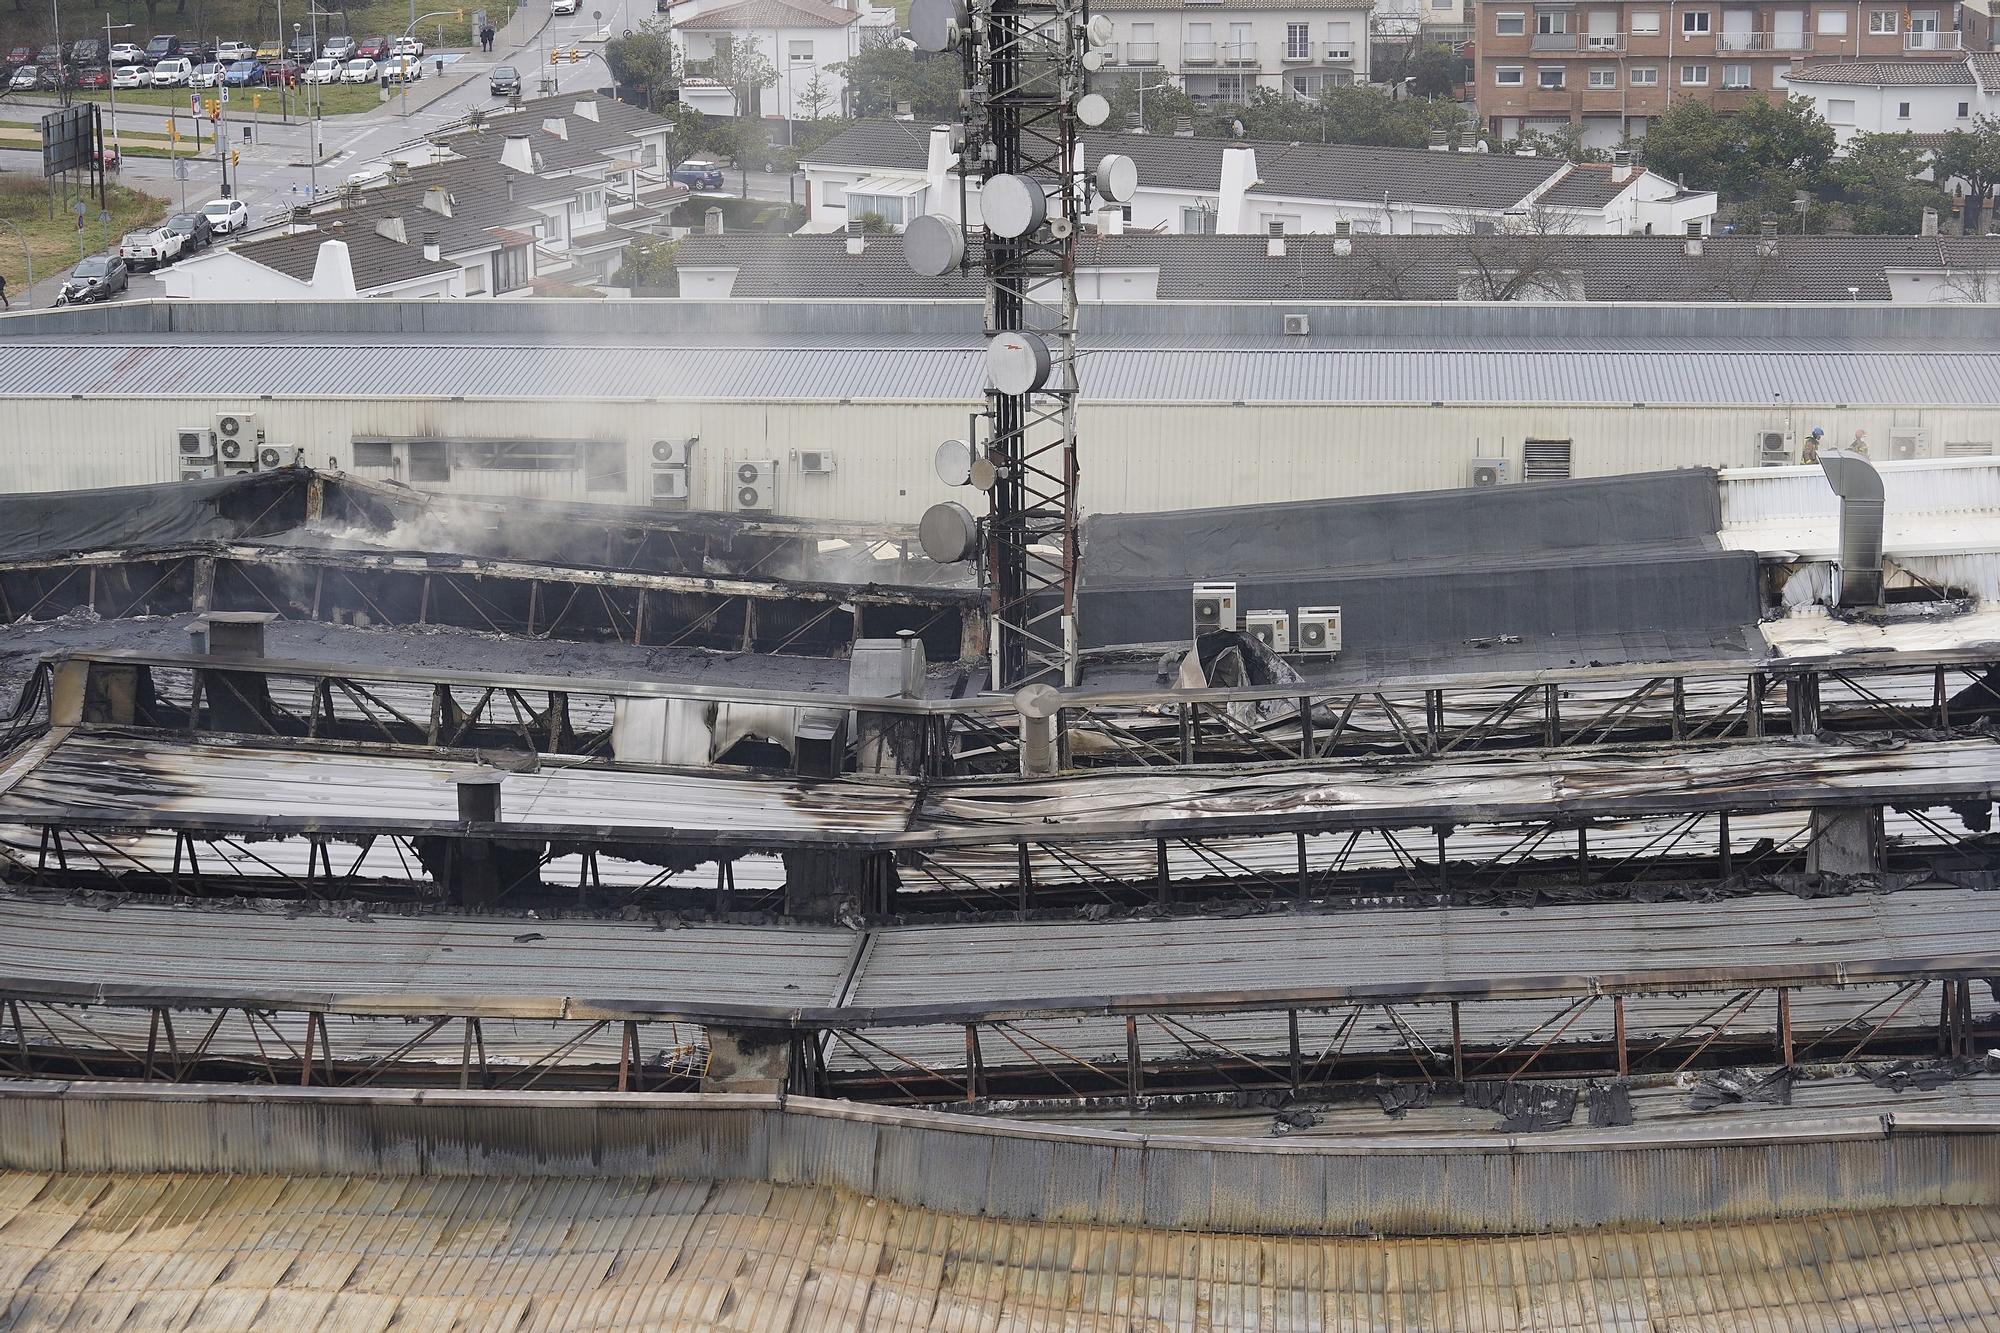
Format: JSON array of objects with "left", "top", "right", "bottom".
[
  {"left": 252, "top": 93, "right": 261, "bottom": 109},
  {"left": 550, "top": 50, "right": 560, "bottom": 64},
  {"left": 205, "top": 97, "right": 220, "bottom": 119},
  {"left": 568, "top": 47, "right": 582, "bottom": 62},
  {"left": 231, "top": 149, "right": 240, "bottom": 166}
]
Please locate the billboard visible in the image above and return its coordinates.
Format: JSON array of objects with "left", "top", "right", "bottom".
[{"left": 41, "top": 104, "right": 93, "bottom": 177}]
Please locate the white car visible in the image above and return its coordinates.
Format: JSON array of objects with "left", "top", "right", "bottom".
[
  {"left": 107, "top": 40, "right": 145, "bottom": 64},
  {"left": 189, "top": 61, "right": 223, "bottom": 87},
  {"left": 215, "top": 40, "right": 254, "bottom": 62},
  {"left": 304, "top": 57, "right": 341, "bottom": 83},
  {"left": 381, "top": 54, "right": 422, "bottom": 82},
  {"left": 150, "top": 57, "right": 192, "bottom": 86},
  {"left": 118, "top": 226, "right": 185, "bottom": 270},
  {"left": 391, "top": 35, "right": 425, "bottom": 56},
  {"left": 110, "top": 64, "right": 148, "bottom": 88},
  {"left": 552, "top": 0, "right": 578, "bottom": 13},
  {"left": 200, "top": 197, "right": 249, "bottom": 234},
  {"left": 7, "top": 65, "right": 38, "bottom": 91},
  {"left": 338, "top": 56, "right": 377, "bottom": 83}
]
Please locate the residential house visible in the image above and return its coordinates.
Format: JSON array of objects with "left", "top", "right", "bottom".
[
  {"left": 1781, "top": 54, "right": 2000, "bottom": 142},
  {"left": 797, "top": 119, "right": 1718, "bottom": 236},
  {"left": 667, "top": 0, "right": 896, "bottom": 119},
  {"left": 1089, "top": 0, "right": 1374, "bottom": 101},
  {"left": 1475, "top": 0, "right": 1972, "bottom": 148}
]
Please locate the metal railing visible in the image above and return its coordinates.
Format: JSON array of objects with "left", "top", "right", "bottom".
[
  {"left": 1182, "top": 41, "right": 1216, "bottom": 63},
  {"left": 1124, "top": 40, "right": 1160, "bottom": 62},
  {"left": 1222, "top": 40, "right": 1259, "bottom": 64},
  {"left": 1718, "top": 31, "right": 1814, "bottom": 50},
  {"left": 1530, "top": 32, "right": 1578, "bottom": 49},
  {"left": 1906, "top": 30, "right": 1961, "bottom": 49},
  {"left": 1582, "top": 33, "right": 1628, "bottom": 50}
]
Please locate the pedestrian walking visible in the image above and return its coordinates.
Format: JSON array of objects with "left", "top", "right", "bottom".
[{"left": 0, "top": 272, "right": 9, "bottom": 310}]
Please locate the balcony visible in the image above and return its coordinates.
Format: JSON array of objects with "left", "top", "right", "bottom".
[
  {"left": 1222, "top": 40, "right": 1259, "bottom": 64},
  {"left": 1125, "top": 40, "right": 1160, "bottom": 63},
  {"left": 1530, "top": 31, "right": 1578, "bottom": 48},
  {"left": 1183, "top": 40, "right": 1217, "bottom": 63},
  {"left": 1281, "top": 42, "right": 1316, "bottom": 62},
  {"left": 1906, "top": 29, "right": 1961, "bottom": 48},
  {"left": 1323, "top": 41, "right": 1354, "bottom": 59},
  {"left": 1717, "top": 31, "right": 1814, "bottom": 50}
]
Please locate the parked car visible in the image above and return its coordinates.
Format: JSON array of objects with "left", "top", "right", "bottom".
[
  {"left": 188, "top": 61, "right": 223, "bottom": 87},
  {"left": 391, "top": 35, "right": 425, "bottom": 56},
  {"left": 72, "top": 64, "right": 110, "bottom": 89},
  {"left": 221, "top": 59, "right": 263, "bottom": 85},
  {"left": 59, "top": 255, "right": 128, "bottom": 303},
  {"left": 337, "top": 56, "right": 376, "bottom": 83},
  {"left": 322, "top": 34, "right": 357, "bottom": 59},
  {"left": 671, "top": 159, "right": 726, "bottom": 190},
  {"left": 215, "top": 39, "right": 254, "bottom": 62},
  {"left": 4, "top": 46, "right": 32, "bottom": 68},
  {"left": 7, "top": 65, "right": 40, "bottom": 92},
  {"left": 163, "top": 210, "right": 215, "bottom": 252},
  {"left": 304, "top": 57, "right": 340, "bottom": 83},
  {"left": 256, "top": 39, "right": 285, "bottom": 61},
  {"left": 107, "top": 41, "right": 145, "bottom": 64},
  {"left": 287, "top": 34, "right": 316, "bottom": 60},
  {"left": 36, "top": 42, "right": 61, "bottom": 64},
  {"left": 150, "top": 56, "right": 192, "bottom": 85},
  {"left": 180, "top": 40, "right": 212, "bottom": 63},
  {"left": 553, "top": 0, "right": 579, "bottom": 14},
  {"left": 143, "top": 33, "right": 182, "bottom": 62},
  {"left": 111, "top": 64, "right": 148, "bottom": 88},
  {"left": 119, "top": 225, "right": 184, "bottom": 269},
  {"left": 262, "top": 58, "right": 303, "bottom": 86},
  {"left": 382, "top": 54, "right": 422, "bottom": 81},
  {"left": 355, "top": 34, "right": 390, "bottom": 59},
  {"left": 69, "top": 38, "right": 102, "bottom": 65},
  {"left": 489, "top": 64, "right": 520, "bottom": 95},
  {"left": 200, "top": 197, "right": 249, "bottom": 233}
]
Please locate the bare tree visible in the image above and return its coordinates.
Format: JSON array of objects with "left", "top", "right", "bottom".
[
  {"left": 1447, "top": 204, "right": 1586, "bottom": 300},
  {"left": 1936, "top": 262, "right": 2000, "bottom": 302}
]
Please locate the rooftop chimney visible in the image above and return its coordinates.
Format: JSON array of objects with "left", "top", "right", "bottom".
[
  {"left": 1428, "top": 130, "right": 1449, "bottom": 152},
  {"left": 1684, "top": 236, "right": 1703, "bottom": 257},
  {"left": 1611, "top": 147, "right": 1634, "bottom": 183},
  {"left": 1921, "top": 206, "right": 1940, "bottom": 236},
  {"left": 1173, "top": 115, "right": 1194, "bottom": 137},
  {"left": 846, "top": 234, "right": 866, "bottom": 255},
  {"left": 1333, "top": 237, "right": 1352, "bottom": 256},
  {"left": 1096, "top": 206, "right": 1124, "bottom": 235},
  {"left": 500, "top": 133, "right": 534, "bottom": 174},
  {"left": 1216, "top": 144, "right": 1257, "bottom": 235},
  {"left": 542, "top": 116, "right": 568, "bottom": 140},
  {"left": 309, "top": 239, "right": 358, "bottom": 298},
  {"left": 421, "top": 185, "right": 454, "bottom": 217},
  {"left": 1819, "top": 449, "right": 1885, "bottom": 607},
  {"left": 894, "top": 100, "right": 914, "bottom": 120},
  {"left": 422, "top": 231, "right": 441, "bottom": 262},
  {"left": 573, "top": 98, "right": 600, "bottom": 121},
  {"left": 374, "top": 215, "right": 408, "bottom": 244},
  {"left": 705, "top": 206, "right": 724, "bottom": 235},
  {"left": 1267, "top": 236, "right": 1285, "bottom": 257},
  {"left": 1758, "top": 214, "right": 1778, "bottom": 257}
]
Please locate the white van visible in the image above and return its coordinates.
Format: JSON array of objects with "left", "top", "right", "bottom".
[{"left": 149, "top": 56, "right": 193, "bottom": 86}]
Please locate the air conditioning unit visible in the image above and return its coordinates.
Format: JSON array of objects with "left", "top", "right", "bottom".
[
  {"left": 1296, "top": 606, "right": 1343, "bottom": 654},
  {"left": 215, "top": 412, "right": 260, "bottom": 449},
  {"left": 256, "top": 444, "right": 301, "bottom": 470},
  {"left": 1757, "top": 430, "right": 1792, "bottom": 465},
  {"left": 732, "top": 459, "right": 777, "bottom": 511},
  {"left": 1192, "top": 581, "right": 1238, "bottom": 635},
  {"left": 221, "top": 461, "right": 258, "bottom": 477},
  {"left": 797, "top": 448, "right": 836, "bottom": 475},
  {"left": 1245, "top": 609, "right": 1291, "bottom": 653},
  {"left": 651, "top": 467, "right": 689, "bottom": 502},
  {"left": 177, "top": 428, "right": 216, "bottom": 459},
  {"left": 1888, "top": 426, "right": 1927, "bottom": 460},
  {"left": 180, "top": 461, "right": 220, "bottom": 482},
  {"left": 650, "top": 438, "right": 691, "bottom": 466},
  {"left": 1282, "top": 313, "right": 1310, "bottom": 336},
  {"left": 1470, "top": 457, "right": 1509, "bottom": 487}
]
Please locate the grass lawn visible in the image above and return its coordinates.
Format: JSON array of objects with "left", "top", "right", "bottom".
[
  {"left": 76, "top": 83, "right": 389, "bottom": 117},
  {"left": 0, "top": 174, "right": 167, "bottom": 297}
]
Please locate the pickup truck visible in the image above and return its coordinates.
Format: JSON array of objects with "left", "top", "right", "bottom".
[{"left": 118, "top": 225, "right": 184, "bottom": 270}]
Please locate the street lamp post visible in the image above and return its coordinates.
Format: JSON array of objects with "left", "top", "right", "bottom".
[
  {"left": 401, "top": 9, "right": 463, "bottom": 117},
  {"left": 104, "top": 14, "right": 133, "bottom": 163}
]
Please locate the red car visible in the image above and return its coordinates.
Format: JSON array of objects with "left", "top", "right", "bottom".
[
  {"left": 262, "top": 57, "right": 303, "bottom": 85},
  {"left": 93, "top": 145, "right": 120, "bottom": 168},
  {"left": 5, "top": 45, "right": 32, "bottom": 66},
  {"left": 73, "top": 64, "right": 110, "bottom": 88},
  {"left": 354, "top": 35, "right": 390, "bottom": 59}
]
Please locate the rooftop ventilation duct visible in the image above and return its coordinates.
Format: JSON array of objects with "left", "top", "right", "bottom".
[
  {"left": 1818, "top": 448, "right": 1884, "bottom": 607},
  {"left": 500, "top": 134, "right": 534, "bottom": 174}
]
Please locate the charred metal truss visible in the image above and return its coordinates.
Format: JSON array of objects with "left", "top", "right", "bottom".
[{"left": 0, "top": 544, "right": 978, "bottom": 661}]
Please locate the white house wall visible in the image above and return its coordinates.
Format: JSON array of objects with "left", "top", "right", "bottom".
[{"left": 6, "top": 396, "right": 2000, "bottom": 519}]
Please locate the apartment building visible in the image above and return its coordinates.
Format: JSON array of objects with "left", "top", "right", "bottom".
[
  {"left": 1783, "top": 53, "right": 2000, "bottom": 141},
  {"left": 1477, "top": 0, "right": 1970, "bottom": 147},
  {"left": 667, "top": 0, "right": 896, "bottom": 120},
  {"left": 1090, "top": 0, "right": 1374, "bottom": 102}
]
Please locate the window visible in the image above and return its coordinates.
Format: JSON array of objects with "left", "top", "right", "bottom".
[
  {"left": 1495, "top": 64, "right": 1525, "bottom": 83},
  {"left": 1538, "top": 65, "right": 1566, "bottom": 87},
  {"left": 456, "top": 440, "right": 582, "bottom": 471},
  {"left": 1496, "top": 10, "right": 1526, "bottom": 34},
  {"left": 1630, "top": 65, "right": 1659, "bottom": 83},
  {"left": 1722, "top": 63, "right": 1752, "bottom": 86},
  {"left": 1961, "top": 101, "right": 1972, "bottom": 117},
  {"left": 1817, "top": 10, "right": 1847, "bottom": 33},
  {"left": 1588, "top": 66, "right": 1616, "bottom": 86},
  {"left": 1682, "top": 10, "right": 1711, "bottom": 32},
  {"left": 1537, "top": 9, "right": 1567, "bottom": 32},
  {"left": 408, "top": 441, "right": 450, "bottom": 482},
  {"left": 1868, "top": 9, "right": 1896, "bottom": 31},
  {"left": 352, "top": 440, "right": 394, "bottom": 468},
  {"left": 845, "top": 193, "right": 909, "bottom": 225},
  {"left": 584, "top": 442, "right": 627, "bottom": 492},
  {"left": 1523, "top": 438, "right": 1572, "bottom": 480},
  {"left": 1897, "top": 100, "right": 1911, "bottom": 118},
  {"left": 579, "top": 188, "right": 603, "bottom": 215},
  {"left": 1680, "top": 62, "right": 1709, "bottom": 83},
  {"left": 492, "top": 244, "right": 530, "bottom": 294},
  {"left": 462, "top": 263, "right": 487, "bottom": 295},
  {"left": 787, "top": 38, "right": 813, "bottom": 61},
  {"left": 1181, "top": 205, "right": 1215, "bottom": 233},
  {"left": 1326, "top": 19, "right": 1352, "bottom": 55},
  {"left": 1286, "top": 22, "right": 1310, "bottom": 57},
  {"left": 1630, "top": 9, "right": 1661, "bottom": 32},
  {"left": 1828, "top": 97, "right": 1856, "bottom": 121}
]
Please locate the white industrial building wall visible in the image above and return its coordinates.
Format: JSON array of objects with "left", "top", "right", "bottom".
[{"left": 9, "top": 395, "right": 2000, "bottom": 520}]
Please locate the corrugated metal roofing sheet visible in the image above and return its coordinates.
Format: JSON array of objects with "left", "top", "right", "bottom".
[{"left": 4, "top": 339, "right": 1998, "bottom": 405}]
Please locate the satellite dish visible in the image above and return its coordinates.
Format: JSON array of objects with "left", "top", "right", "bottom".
[
  {"left": 909, "top": 0, "right": 967, "bottom": 51},
  {"left": 1081, "top": 49, "right": 1105, "bottom": 71},
  {"left": 918, "top": 501, "right": 979, "bottom": 563},
  {"left": 1049, "top": 216, "right": 1073, "bottom": 239},
  {"left": 986, "top": 331, "right": 1052, "bottom": 395},
  {"left": 969, "top": 456, "right": 999, "bottom": 491},
  {"left": 982, "top": 173, "right": 1046, "bottom": 239},
  {"left": 1096, "top": 153, "right": 1137, "bottom": 203},
  {"left": 933, "top": 438, "right": 972, "bottom": 486},
  {"left": 1076, "top": 92, "right": 1110, "bottom": 127},
  {"left": 902, "top": 213, "right": 965, "bottom": 277},
  {"left": 1086, "top": 14, "right": 1115, "bottom": 45}
]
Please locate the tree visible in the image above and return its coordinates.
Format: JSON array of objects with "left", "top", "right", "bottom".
[
  {"left": 658, "top": 101, "right": 705, "bottom": 174},
  {"left": 1933, "top": 117, "right": 2000, "bottom": 235},
  {"left": 1448, "top": 204, "right": 1585, "bottom": 300},
  {"left": 834, "top": 42, "right": 961, "bottom": 119},
  {"left": 704, "top": 33, "right": 776, "bottom": 119},
  {"left": 612, "top": 238, "right": 679, "bottom": 292},
  {"left": 798, "top": 70, "right": 833, "bottom": 121},
  {"left": 1641, "top": 93, "right": 1834, "bottom": 222},
  {"left": 1830, "top": 132, "right": 1949, "bottom": 234},
  {"left": 603, "top": 18, "right": 679, "bottom": 112},
  {"left": 1405, "top": 43, "right": 1460, "bottom": 100}
]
